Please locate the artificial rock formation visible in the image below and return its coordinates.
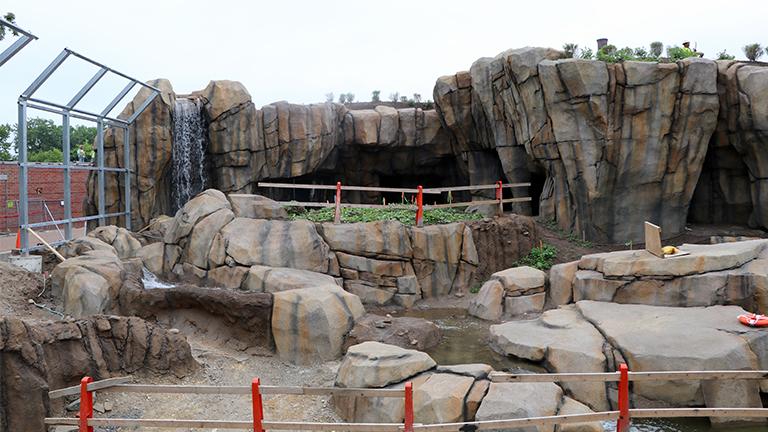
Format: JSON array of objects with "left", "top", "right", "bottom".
[
  {"left": 90, "top": 49, "right": 768, "bottom": 242},
  {"left": 0, "top": 315, "right": 197, "bottom": 432},
  {"left": 469, "top": 266, "right": 547, "bottom": 320}
]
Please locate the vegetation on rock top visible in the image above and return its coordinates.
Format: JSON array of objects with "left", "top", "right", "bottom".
[
  {"left": 514, "top": 243, "right": 557, "bottom": 271},
  {"left": 287, "top": 205, "right": 484, "bottom": 225}
]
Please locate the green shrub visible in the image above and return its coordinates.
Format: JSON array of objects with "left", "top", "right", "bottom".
[
  {"left": 667, "top": 46, "right": 699, "bottom": 61},
  {"left": 287, "top": 205, "right": 483, "bottom": 225},
  {"left": 562, "top": 43, "right": 578, "bottom": 58},
  {"left": 469, "top": 284, "right": 482, "bottom": 294},
  {"left": 579, "top": 48, "right": 593, "bottom": 59},
  {"left": 515, "top": 244, "right": 557, "bottom": 271},
  {"left": 649, "top": 41, "right": 663, "bottom": 58},
  {"left": 743, "top": 43, "right": 763, "bottom": 62},
  {"left": 596, "top": 44, "right": 618, "bottom": 62},
  {"left": 717, "top": 50, "right": 735, "bottom": 60},
  {"left": 28, "top": 148, "right": 63, "bottom": 162}
]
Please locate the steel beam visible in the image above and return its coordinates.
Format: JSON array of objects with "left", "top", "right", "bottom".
[
  {"left": 26, "top": 97, "right": 127, "bottom": 125},
  {"left": 17, "top": 102, "right": 29, "bottom": 252},
  {"left": 101, "top": 81, "right": 136, "bottom": 117},
  {"left": 66, "top": 67, "right": 108, "bottom": 108},
  {"left": 25, "top": 101, "right": 127, "bottom": 128},
  {"left": 65, "top": 49, "right": 160, "bottom": 93},
  {"left": 62, "top": 113, "right": 73, "bottom": 240},
  {"left": 127, "top": 90, "right": 159, "bottom": 123},
  {"left": 96, "top": 120, "right": 106, "bottom": 226},
  {"left": 21, "top": 50, "right": 70, "bottom": 98},
  {"left": 0, "top": 17, "right": 37, "bottom": 39},
  {"left": 0, "top": 34, "right": 34, "bottom": 68},
  {"left": 123, "top": 128, "right": 131, "bottom": 230}
]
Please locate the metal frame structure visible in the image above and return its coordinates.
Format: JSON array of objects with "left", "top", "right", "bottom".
[
  {"left": 17, "top": 48, "right": 160, "bottom": 252},
  {"left": 0, "top": 17, "right": 37, "bottom": 67}
]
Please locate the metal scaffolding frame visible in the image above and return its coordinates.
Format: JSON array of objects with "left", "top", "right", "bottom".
[
  {"left": 0, "top": 17, "right": 37, "bottom": 67},
  {"left": 17, "top": 48, "right": 160, "bottom": 252}
]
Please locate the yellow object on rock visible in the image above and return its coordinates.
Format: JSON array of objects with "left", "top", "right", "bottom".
[{"left": 662, "top": 246, "right": 679, "bottom": 255}]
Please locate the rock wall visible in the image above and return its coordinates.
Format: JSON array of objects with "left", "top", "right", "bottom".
[
  {"left": 89, "top": 49, "right": 768, "bottom": 242},
  {"left": 0, "top": 315, "right": 197, "bottom": 432}
]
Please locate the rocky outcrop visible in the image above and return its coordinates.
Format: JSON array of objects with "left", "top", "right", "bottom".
[
  {"left": 490, "top": 301, "right": 768, "bottom": 426},
  {"left": 548, "top": 240, "right": 768, "bottom": 312},
  {"left": 469, "top": 266, "right": 547, "bottom": 320},
  {"left": 271, "top": 285, "right": 364, "bottom": 364},
  {"left": 0, "top": 315, "right": 197, "bottom": 432},
  {"left": 343, "top": 314, "right": 442, "bottom": 351}
]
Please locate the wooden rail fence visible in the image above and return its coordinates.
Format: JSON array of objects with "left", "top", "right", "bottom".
[
  {"left": 256, "top": 181, "right": 531, "bottom": 226},
  {"left": 44, "top": 364, "right": 768, "bottom": 431}
]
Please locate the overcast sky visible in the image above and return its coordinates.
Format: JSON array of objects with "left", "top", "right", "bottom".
[{"left": 1, "top": 0, "right": 766, "bottom": 126}]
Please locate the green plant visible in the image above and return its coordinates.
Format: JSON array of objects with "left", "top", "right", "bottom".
[
  {"left": 562, "top": 43, "right": 578, "bottom": 58},
  {"left": 596, "top": 44, "right": 618, "bottom": 62},
  {"left": 0, "top": 12, "right": 17, "bottom": 41},
  {"left": 743, "top": 43, "right": 763, "bottom": 62},
  {"left": 649, "top": 41, "right": 663, "bottom": 58},
  {"left": 469, "top": 284, "right": 482, "bottom": 294},
  {"left": 287, "top": 205, "right": 483, "bottom": 225},
  {"left": 338, "top": 94, "right": 347, "bottom": 104},
  {"left": 28, "top": 148, "right": 63, "bottom": 163},
  {"left": 345, "top": 93, "right": 355, "bottom": 103},
  {"left": 579, "top": 48, "right": 593, "bottom": 59},
  {"left": 667, "top": 45, "right": 698, "bottom": 61},
  {"left": 515, "top": 243, "right": 557, "bottom": 271},
  {"left": 371, "top": 90, "right": 381, "bottom": 102},
  {"left": 633, "top": 47, "right": 648, "bottom": 59},
  {"left": 566, "top": 232, "right": 593, "bottom": 248},
  {"left": 717, "top": 50, "right": 736, "bottom": 60}
]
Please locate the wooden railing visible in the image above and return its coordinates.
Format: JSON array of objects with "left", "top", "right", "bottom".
[
  {"left": 44, "top": 365, "right": 768, "bottom": 431},
  {"left": 256, "top": 181, "right": 531, "bottom": 226}
]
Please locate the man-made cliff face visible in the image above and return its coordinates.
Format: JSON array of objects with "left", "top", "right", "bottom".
[{"left": 89, "top": 48, "right": 768, "bottom": 242}]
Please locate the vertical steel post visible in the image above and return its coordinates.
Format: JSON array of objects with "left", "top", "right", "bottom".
[
  {"left": 252, "top": 378, "right": 264, "bottom": 432},
  {"left": 123, "top": 127, "right": 131, "bottom": 230},
  {"left": 415, "top": 186, "right": 424, "bottom": 227},
  {"left": 79, "top": 376, "right": 94, "bottom": 432},
  {"left": 496, "top": 180, "right": 503, "bottom": 217},
  {"left": 334, "top": 181, "right": 342, "bottom": 224},
  {"left": 96, "top": 120, "right": 105, "bottom": 226},
  {"left": 617, "top": 363, "right": 630, "bottom": 432},
  {"left": 17, "top": 101, "right": 29, "bottom": 252},
  {"left": 404, "top": 382, "right": 414, "bottom": 432},
  {"left": 62, "top": 112, "right": 73, "bottom": 239}
]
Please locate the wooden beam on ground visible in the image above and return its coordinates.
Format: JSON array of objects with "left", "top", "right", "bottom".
[
  {"left": 27, "top": 227, "right": 66, "bottom": 262},
  {"left": 631, "top": 408, "right": 768, "bottom": 418},
  {"left": 490, "top": 371, "right": 620, "bottom": 383},
  {"left": 96, "top": 384, "right": 404, "bottom": 398},
  {"left": 48, "top": 376, "right": 132, "bottom": 399},
  {"left": 411, "top": 412, "right": 619, "bottom": 432}
]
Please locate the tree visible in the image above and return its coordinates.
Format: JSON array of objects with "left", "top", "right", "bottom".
[
  {"left": 325, "top": 92, "right": 334, "bottom": 103},
  {"left": 338, "top": 94, "right": 347, "bottom": 104},
  {"left": 389, "top": 92, "right": 399, "bottom": 103},
  {"left": 717, "top": 50, "right": 735, "bottom": 60},
  {"left": 649, "top": 41, "right": 663, "bottom": 58},
  {"left": 399, "top": 96, "right": 408, "bottom": 103},
  {"left": 0, "top": 12, "right": 17, "bottom": 41},
  {"left": 14, "top": 118, "right": 61, "bottom": 154},
  {"left": 579, "top": 48, "right": 593, "bottom": 59},
  {"left": 413, "top": 93, "right": 422, "bottom": 103},
  {"left": 0, "top": 124, "right": 13, "bottom": 161},
  {"left": 69, "top": 125, "right": 96, "bottom": 161},
  {"left": 345, "top": 93, "right": 355, "bottom": 103},
  {"left": 371, "top": 90, "right": 381, "bottom": 102},
  {"left": 562, "top": 43, "right": 578, "bottom": 58},
  {"left": 743, "top": 43, "right": 763, "bottom": 62}
]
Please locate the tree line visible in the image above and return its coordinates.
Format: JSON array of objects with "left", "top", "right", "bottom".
[
  {"left": 0, "top": 118, "right": 97, "bottom": 162},
  {"left": 324, "top": 91, "right": 434, "bottom": 108}
]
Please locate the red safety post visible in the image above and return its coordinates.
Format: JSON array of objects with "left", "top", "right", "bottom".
[
  {"left": 252, "top": 378, "right": 264, "bottom": 432},
  {"left": 495, "top": 180, "right": 503, "bottom": 217},
  {"left": 334, "top": 181, "right": 342, "bottom": 224},
  {"left": 79, "top": 376, "right": 94, "bottom": 432},
  {"left": 404, "top": 381, "right": 414, "bottom": 432},
  {"left": 616, "top": 363, "right": 630, "bottom": 432},
  {"left": 415, "top": 186, "right": 424, "bottom": 227}
]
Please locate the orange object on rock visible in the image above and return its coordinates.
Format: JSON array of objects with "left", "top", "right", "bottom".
[{"left": 738, "top": 313, "right": 768, "bottom": 327}]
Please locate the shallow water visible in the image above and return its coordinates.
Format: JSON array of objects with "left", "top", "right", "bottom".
[
  {"left": 401, "top": 308, "right": 766, "bottom": 432},
  {"left": 142, "top": 267, "right": 174, "bottom": 289}
]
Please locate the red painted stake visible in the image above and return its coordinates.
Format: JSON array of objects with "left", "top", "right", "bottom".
[
  {"left": 252, "top": 378, "right": 264, "bottom": 432},
  {"left": 334, "top": 181, "right": 342, "bottom": 224},
  {"left": 79, "top": 376, "right": 94, "bottom": 432},
  {"left": 495, "top": 180, "right": 503, "bottom": 217},
  {"left": 404, "top": 382, "right": 414, "bottom": 432},
  {"left": 617, "top": 363, "right": 630, "bottom": 432},
  {"left": 415, "top": 186, "right": 424, "bottom": 227}
]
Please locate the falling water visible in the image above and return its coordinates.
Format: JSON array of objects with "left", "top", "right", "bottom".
[
  {"left": 142, "top": 267, "right": 174, "bottom": 289},
  {"left": 171, "top": 98, "right": 207, "bottom": 212}
]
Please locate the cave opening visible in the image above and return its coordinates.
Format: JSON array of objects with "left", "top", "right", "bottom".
[
  {"left": 527, "top": 168, "right": 546, "bottom": 217},
  {"left": 256, "top": 173, "right": 340, "bottom": 203}
]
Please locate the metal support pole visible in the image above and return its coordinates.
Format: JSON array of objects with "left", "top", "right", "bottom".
[
  {"left": 617, "top": 363, "right": 630, "bottom": 432},
  {"left": 17, "top": 101, "right": 29, "bottom": 253},
  {"left": 404, "top": 381, "right": 414, "bottom": 432},
  {"left": 62, "top": 112, "right": 73, "bottom": 239},
  {"left": 334, "top": 181, "right": 342, "bottom": 224},
  {"left": 496, "top": 180, "right": 503, "bottom": 217},
  {"left": 252, "top": 378, "right": 264, "bottom": 432},
  {"left": 415, "top": 186, "right": 424, "bottom": 227},
  {"left": 79, "top": 376, "right": 94, "bottom": 432},
  {"left": 123, "top": 127, "right": 131, "bottom": 230},
  {"left": 96, "top": 120, "right": 105, "bottom": 226}
]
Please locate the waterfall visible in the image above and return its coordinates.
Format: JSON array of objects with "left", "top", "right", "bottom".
[
  {"left": 142, "top": 267, "right": 174, "bottom": 289},
  {"left": 171, "top": 98, "right": 207, "bottom": 212}
]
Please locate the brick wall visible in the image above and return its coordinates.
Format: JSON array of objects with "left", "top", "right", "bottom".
[{"left": 0, "top": 162, "right": 90, "bottom": 233}]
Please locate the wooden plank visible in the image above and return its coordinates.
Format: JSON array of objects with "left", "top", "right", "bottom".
[
  {"left": 412, "top": 412, "right": 618, "bottom": 432},
  {"left": 426, "top": 197, "right": 531, "bottom": 209},
  {"left": 258, "top": 182, "right": 431, "bottom": 194},
  {"left": 423, "top": 183, "right": 531, "bottom": 193},
  {"left": 257, "top": 182, "right": 339, "bottom": 191},
  {"left": 644, "top": 221, "right": 663, "bottom": 257},
  {"left": 276, "top": 201, "right": 418, "bottom": 210},
  {"left": 97, "top": 384, "right": 251, "bottom": 395},
  {"left": 46, "top": 418, "right": 404, "bottom": 431},
  {"left": 264, "top": 421, "right": 404, "bottom": 431},
  {"left": 490, "top": 371, "right": 620, "bottom": 383},
  {"left": 48, "top": 376, "right": 132, "bottom": 399},
  {"left": 631, "top": 408, "right": 768, "bottom": 418},
  {"left": 628, "top": 370, "right": 768, "bottom": 381},
  {"left": 261, "top": 386, "right": 404, "bottom": 398}
]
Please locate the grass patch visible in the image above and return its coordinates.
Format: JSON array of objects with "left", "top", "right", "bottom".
[
  {"left": 515, "top": 244, "right": 558, "bottom": 271},
  {"left": 469, "top": 284, "right": 482, "bottom": 294},
  {"left": 287, "top": 205, "right": 484, "bottom": 225}
]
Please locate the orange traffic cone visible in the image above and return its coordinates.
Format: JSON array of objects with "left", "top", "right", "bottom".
[{"left": 15, "top": 228, "right": 20, "bottom": 249}]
